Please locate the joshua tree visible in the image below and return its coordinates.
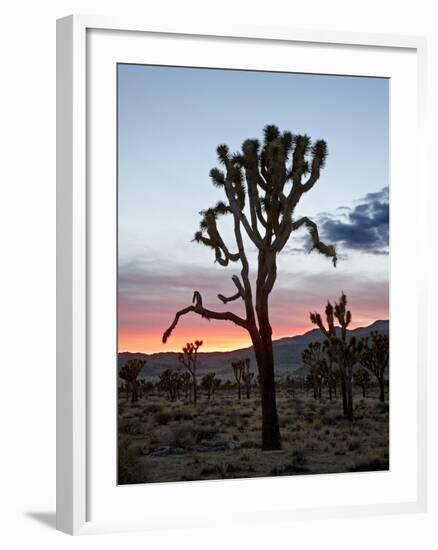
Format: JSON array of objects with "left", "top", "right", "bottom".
[
  {"left": 177, "top": 340, "right": 203, "bottom": 404},
  {"left": 162, "top": 125, "right": 336, "bottom": 450},
  {"left": 353, "top": 368, "right": 371, "bottom": 398},
  {"left": 212, "top": 377, "right": 222, "bottom": 398},
  {"left": 310, "top": 293, "right": 361, "bottom": 421},
  {"left": 139, "top": 379, "right": 154, "bottom": 398},
  {"left": 158, "top": 369, "right": 181, "bottom": 400},
  {"left": 238, "top": 357, "right": 253, "bottom": 399},
  {"left": 359, "top": 331, "right": 389, "bottom": 402},
  {"left": 231, "top": 359, "right": 245, "bottom": 400},
  {"left": 201, "top": 372, "right": 216, "bottom": 399},
  {"left": 322, "top": 340, "right": 335, "bottom": 400},
  {"left": 119, "top": 358, "right": 145, "bottom": 403},
  {"left": 302, "top": 342, "right": 325, "bottom": 399},
  {"left": 180, "top": 371, "right": 192, "bottom": 400}
]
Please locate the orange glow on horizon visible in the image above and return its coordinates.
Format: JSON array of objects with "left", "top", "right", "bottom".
[{"left": 118, "top": 317, "right": 387, "bottom": 354}]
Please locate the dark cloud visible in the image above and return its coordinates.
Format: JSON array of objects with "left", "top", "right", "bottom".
[{"left": 320, "top": 187, "right": 389, "bottom": 254}]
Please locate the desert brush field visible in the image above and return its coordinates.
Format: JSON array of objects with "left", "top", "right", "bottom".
[{"left": 118, "top": 383, "right": 389, "bottom": 484}]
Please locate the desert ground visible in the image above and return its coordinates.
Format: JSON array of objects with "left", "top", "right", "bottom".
[{"left": 118, "top": 384, "right": 389, "bottom": 484}]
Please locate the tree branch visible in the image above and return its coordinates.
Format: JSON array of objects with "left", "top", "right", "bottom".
[
  {"left": 217, "top": 274, "right": 245, "bottom": 304},
  {"left": 217, "top": 290, "right": 241, "bottom": 304},
  {"left": 162, "top": 296, "right": 248, "bottom": 343},
  {"left": 291, "top": 216, "right": 337, "bottom": 266}
]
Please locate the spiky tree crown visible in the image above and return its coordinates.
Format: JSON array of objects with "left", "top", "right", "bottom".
[
  {"left": 194, "top": 124, "right": 335, "bottom": 268},
  {"left": 119, "top": 358, "right": 145, "bottom": 383},
  {"left": 359, "top": 331, "right": 389, "bottom": 377}
]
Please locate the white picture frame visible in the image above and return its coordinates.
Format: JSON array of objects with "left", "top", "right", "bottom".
[{"left": 56, "top": 14, "right": 428, "bottom": 535}]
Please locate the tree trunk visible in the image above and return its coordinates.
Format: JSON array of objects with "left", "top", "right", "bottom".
[
  {"left": 340, "top": 370, "right": 348, "bottom": 417},
  {"left": 253, "top": 342, "right": 281, "bottom": 451},
  {"left": 193, "top": 376, "right": 197, "bottom": 404},
  {"left": 131, "top": 382, "right": 138, "bottom": 403},
  {"left": 379, "top": 379, "right": 385, "bottom": 402},
  {"left": 346, "top": 373, "right": 354, "bottom": 421},
  {"left": 259, "top": 361, "right": 281, "bottom": 450},
  {"left": 238, "top": 384, "right": 241, "bottom": 400}
]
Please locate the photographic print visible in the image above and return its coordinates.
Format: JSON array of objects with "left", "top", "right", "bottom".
[{"left": 117, "top": 64, "right": 389, "bottom": 485}]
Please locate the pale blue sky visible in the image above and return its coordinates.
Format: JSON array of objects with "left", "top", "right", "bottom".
[{"left": 118, "top": 64, "right": 388, "bottom": 262}]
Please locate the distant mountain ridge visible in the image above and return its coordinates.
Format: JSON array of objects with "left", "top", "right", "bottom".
[{"left": 118, "top": 320, "right": 389, "bottom": 380}]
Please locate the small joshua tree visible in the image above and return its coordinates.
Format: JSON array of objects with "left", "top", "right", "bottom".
[
  {"left": 158, "top": 369, "right": 180, "bottom": 400},
  {"left": 310, "top": 293, "right": 361, "bottom": 421},
  {"left": 180, "top": 371, "right": 192, "bottom": 400},
  {"left": 178, "top": 340, "right": 203, "bottom": 404},
  {"left": 231, "top": 359, "right": 246, "bottom": 400},
  {"left": 359, "top": 331, "right": 389, "bottom": 402},
  {"left": 353, "top": 368, "right": 371, "bottom": 398},
  {"left": 212, "top": 377, "right": 222, "bottom": 398},
  {"left": 119, "top": 358, "right": 145, "bottom": 403},
  {"left": 241, "top": 358, "right": 254, "bottom": 398},
  {"left": 322, "top": 340, "right": 336, "bottom": 400},
  {"left": 201, "top": 372, "right": 216, "bottom": 400},
  {"left": 302, "top": 342, "right": 325, "bottom": 399},
  {"left": 162, "top": 125, "right": 337, "bottom": 450}
]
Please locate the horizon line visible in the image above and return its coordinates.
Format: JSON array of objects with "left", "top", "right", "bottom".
[{"left": 118, "top": 318, "right": 389, "bottom": 356}]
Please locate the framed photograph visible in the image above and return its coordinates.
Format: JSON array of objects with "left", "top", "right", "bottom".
[{"left": 57, "top": 15, "right": 427, "bottom": 535}]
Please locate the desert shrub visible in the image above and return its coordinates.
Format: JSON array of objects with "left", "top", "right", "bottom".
[
  {"left": 375, "top": 402, "right": 389, "bottom": 414},
  {"left": 144, "top": 403, "right": 163, "bottom": 415},
  {"left": 279, "top": 415, "right": 294, "bottom": 428},
  {"left": 348, "top": 439, "right": 361, "bottom": 452},
  {"left": 195, "top": 428, "right": 218, "bottom": 442},
  {"left": 321, "top": 415, "right": 338, "bottom": 426},
  {"left": 225, "top": 412, "right": 248, "bottom": 428},
  {"left": 173, "top": 424, "right": 196, "bottom": 449},
  {"left": 201, "top": 462, "right": 243, "bottom": 478},
  {"left": 270, "top": 460, "right": 309, "bottom": 476},
  {"left": 155, "top": 410, "right": 173, "bottom": 425},
  {"left": 240, "top": 439, "right": 261, "bottom": 449},
  {"left": 173, "top": 411, "right": 194, "bottom": 421},
  {"left": 347, "top": 457, "right": 389, "bottom": 472},
  {"left": 118, "top": 441, "right": 148, "bottom": 484},
  {"left": 118, "top": 417, "right": 143, "bottom": 435}
]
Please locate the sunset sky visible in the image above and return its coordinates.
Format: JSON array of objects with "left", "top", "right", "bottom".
[{"left": 118, "top": 65, "right": 389, "bottom": 353}]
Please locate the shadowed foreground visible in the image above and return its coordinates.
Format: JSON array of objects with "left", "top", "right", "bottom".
[{"left": 118, "top": 386, "right": 389, "bottom": 484}]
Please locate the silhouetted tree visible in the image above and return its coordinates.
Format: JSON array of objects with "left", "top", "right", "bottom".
[
  {"left": 359, "top": 331, "right": 389, "bottom": 402},
  {"left": 158, "top": 369, "right": 181, "bottom": 400},
  {"left": 311, "top": 293, "right": 361, "bottom": 420},
  {"left": 119, "top": 358, "right": 145, "bottom": 403},
  {"left": 162, "top": 125, "right": 336, "bottom": 450},
  {"left": 201, "top": 372, "right": 216, "bottom": 399},
  {"left": 322, "top": 340, "right": 336, "bottom": 400},
  {"left": 302, "top": 342, "right": 325, "bottom": 398},
  {"left": 139, "top": 379, "right": 154, "bottom": 398},
  {"left": 212, "top": 377, "right": 222, "bottom": 398},
  {"left": 231, "top": 359, "right": 245, "bottom": 400},
  {"left": 241, "top": 358, "right": 254, "bottom": 398},
  {"left": 180, "top": 371, "right": 192, "bottom": 400},
  {"left": 353, "top": 368, "right": 371, "bottom": 398},
  {"left": 177, "top": 341, "right": 203, "bottom": 404}
]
